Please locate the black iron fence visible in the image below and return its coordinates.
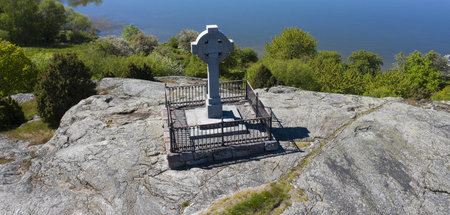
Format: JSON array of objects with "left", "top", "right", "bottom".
[
  {"left": 165, "top": 80, "right": 245, "bottom": 108},
  {"left": 165, "top": 80, "right": 273, "bottom": 153}
]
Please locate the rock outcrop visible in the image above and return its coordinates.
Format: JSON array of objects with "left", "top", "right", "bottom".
[{"left": 1, "top": 78, "right": 449, "bottom": 214}]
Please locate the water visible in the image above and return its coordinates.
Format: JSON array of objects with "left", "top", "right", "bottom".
[{"left": 67, "top": 0, "right": 450, "bottom": 69}]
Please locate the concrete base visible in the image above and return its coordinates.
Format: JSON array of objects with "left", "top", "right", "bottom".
[
  {"left": 185, "top": 105, "right": 242, "bottom": 125},
  {"left": 166, "top": 139, "right": 279, "bottom": 169},
  {"left": 186, "top": 105, "right": 247, "bottom": 138}
]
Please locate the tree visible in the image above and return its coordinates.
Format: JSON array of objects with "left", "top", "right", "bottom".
[
  {"left": 175, "top": 29, "right": 199, "bottom": 51},
  {"left": 264, "top": 27, "right": 317, "bottom": 59},
  {"left": 34, "top": 53, "right": 95, "bottom": 126},
  {"left": 62, "top": 7, "right": 97, "bottom": 43},
  {"left": 348, "top": 50, "right": 383, "bottom": 75},
  {"left": 38, "top": 0, "right": 66, "bottom": 43},
  {"left": 129, "top": 32, "right": 159, "bottom": 55},
  {"left": 0, "top": 0, "right": 40, "bottom": 45},
  {"left": 0, "top": 39, "right": 37, "bottom": 97},
  {"left": 121, "top": 24, "right": 141, "bottom": 41}
]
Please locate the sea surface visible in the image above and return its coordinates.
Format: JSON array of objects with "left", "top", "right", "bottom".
[{"left": 64, "top": 0, "right": 450, "bottom": 69}]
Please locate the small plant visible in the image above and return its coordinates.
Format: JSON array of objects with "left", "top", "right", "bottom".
[
  {"left": 0, "top": 97, "right": 26, "bottom": 130},
  {"left": 182, "top": 201, "right": 190, "bottom": 207},
  {"left": 0, "top": 158, "right": 15, "bottom": 165}
]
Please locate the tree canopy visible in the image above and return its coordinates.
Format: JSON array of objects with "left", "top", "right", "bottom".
[{"left": 264, "top": 26, "right": 317, "bottom": 59}]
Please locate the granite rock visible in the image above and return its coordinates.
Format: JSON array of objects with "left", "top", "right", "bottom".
[{"left": 1, "top": 78, "right": 448, "bottom": 215}]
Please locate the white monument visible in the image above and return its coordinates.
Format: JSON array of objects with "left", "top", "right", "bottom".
[{"left": 191, "top": 25, "right": 234, "bottom": 118}]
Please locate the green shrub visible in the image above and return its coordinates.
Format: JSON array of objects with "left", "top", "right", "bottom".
[
  {"left": 121, "top": 62, "right": 154, "bottom": 81},
  {"left": 431, "top": 86, "right": 450, "bottom": 101},
  {"left": 175, "top": 29, "right": 199, "bottom": 51},
  {"left": 262, "top": 58, "right": 320, "bottom": 91},
  {"left": 94, "top": 36, "right": 134, "bottom": 57},
  {"left": 34, "top": 53, "right": 95, "bottom": 126},
  {"left": 129, "top": 32, "right": 159, "bottom": 55},
  {"left": 0, "top": 39, "right": 37, "bottom": 97},
  {"left": 250, "top": 65, "right": 277, "bottom": 89},
  {"left": 185, "top": 55, "right": 207, "bottom": 78},
  {"left": 0, "top": 97, "right": 26, "bottom": 130}
]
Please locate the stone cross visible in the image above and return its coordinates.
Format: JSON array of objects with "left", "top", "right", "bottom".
[{"left": 191, "top": 25, "right": 234, "bottom": 118}]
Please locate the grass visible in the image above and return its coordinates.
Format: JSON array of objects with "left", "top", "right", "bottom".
[
  {"left": 224, "top": 182, "right": 291, "bottom": 215},
  {"left": 1, "top": 99, "right": 55, "bottom": 146},
  {"left": 2, "top": 120, "right": 55, "bottom": 146},
  {"left": 20, "top": 99, "right": 38, "bottom": 121},
  {"left": 22, "top": 43, "right": 90, "bottom": 57},
  {"left": 0, "top": 158, "right": 15, "bottom": 165}
]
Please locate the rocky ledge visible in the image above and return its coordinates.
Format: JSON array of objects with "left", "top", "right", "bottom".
[{"left": 0, "top": 77, "right": 449, "bottom": 214}]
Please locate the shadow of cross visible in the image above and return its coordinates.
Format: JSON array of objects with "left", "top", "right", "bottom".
[{"left": 191, "top": 25, "right": 234, "bottom": 118}]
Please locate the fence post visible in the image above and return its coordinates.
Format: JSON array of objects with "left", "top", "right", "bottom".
[
  {"left": 255, "top": 92, "right": 259, "bottom": 117},
  {"left": 221, "top": 117, "right": 225, "bottom": 146},
  {"left": 245, "top": 78, "right": 248, "bottom": 100},
  {"left": 169, "top": 122, "right": 175, "bottom": 153}
]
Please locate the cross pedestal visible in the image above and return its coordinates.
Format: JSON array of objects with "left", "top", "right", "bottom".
[{"left": 191, "top": 25, "right": 234, "bottom": 118}]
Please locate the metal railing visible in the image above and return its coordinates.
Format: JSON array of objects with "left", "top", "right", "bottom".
[
  {"left": 165, "top": 80, "right": 273, "bottom": 153},
  {"left": 166, "top": 80, "right": 245, "bottom": 108}
]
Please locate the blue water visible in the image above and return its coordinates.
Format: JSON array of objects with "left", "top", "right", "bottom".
[{"left": 70, "top": 0, "right": 450, "bottom": 68}]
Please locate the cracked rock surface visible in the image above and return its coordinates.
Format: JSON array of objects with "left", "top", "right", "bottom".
[{"left": 1, "top": 78, "right": 449, "bottom": 215}]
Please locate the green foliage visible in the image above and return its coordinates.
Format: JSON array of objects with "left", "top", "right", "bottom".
[
  {"left": 0, "top": 39, "right": 37, "bottom": 96},
  {"left": 129, "top": 32, "right": 159, "bottom": 55},
  {"left": 348, "top": 50, "right": 383, "bottom": 75},
  {"left": 404, "top": 51, "right": 442, "bottom": 93},
  {"left": 0, "top": 0, "right": 40, "bottom": 45},
  {"left": 121, "top": 62, "right": 154, "bottom": 81},
  {"left": 34, "top": 53, "right": 95, "bottom": 126},
  {"left": 185, "top": 54, "right": 207, "bottom": 78},
  {"left": 61, "top": 7, "right": 98, "bottom": 43},
  {"left": 1, "top": 119, "right": 55, "bottom": 146},
  {"left": 20, "top": 99, "right": 38, "bottom": 121},
  {"left": 0, "top": 0, "right": 95, "bottom": 45},
  {"left": 431, "top": 85, "right": 450, "bottom": 101},
  {"left": 250, "top": 65, "right": 277, "bottom": 89},
  {"left": 175, "top": 29, "right": 198, "bottom": 51},
  {"left": 38, "top": 0, "right": 66, "bottom": 43},
  {"left": 93, "top": 36, "right": 134, "bottom": 57},
  {"left": 0, "top": 97, "right": 25, "bottom": 130},
  {"left": 220, "top": 45, "right": 258, "bottom": 80},
  {"left": 264, "top": 26, "right": 317, "bottom": 59},
  {"left": 225, "top": 183, "right": 290, "bottom": 215},
  {"left": 259, "top": 58, "right": 320, "bottom": 91},
  {"left": 121, "top": 24, "right": 141, "bottom": 41}
]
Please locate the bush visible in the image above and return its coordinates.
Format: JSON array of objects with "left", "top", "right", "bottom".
[
  {"left": 121, "top": 62, "right": 154, "bottom": 81},
  {"left": 185, "top": 55, "right": 207, "bottom": 78},
  {"left": 129, "top": 32, "right": 159, "bottom": 55},
  {"left": 431, "top": 86, "right": 450, "bottom": 101},
  {"left": 121, "top": 24, "right": 141, "bottom": 41},
  {"left": 0, "top": 97, "right": 26, "bottom": 130},
  {"left": 250, "top": 65, "right": 277, "bottom": 89},
  {"left": 261, "top": 58, "right": 320, "bottom": 91},
  {"left": 94, "top": 36, "right": 134, "bottom": 57},
  {"left": 0, "top": 39, "right": 37, "bottom": 97},
  {"left": 34, "top": 53, "right": 95, "bottom": 126},
  {"left": 175, "top": 29, "right": 199, "bottom": 51}
]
